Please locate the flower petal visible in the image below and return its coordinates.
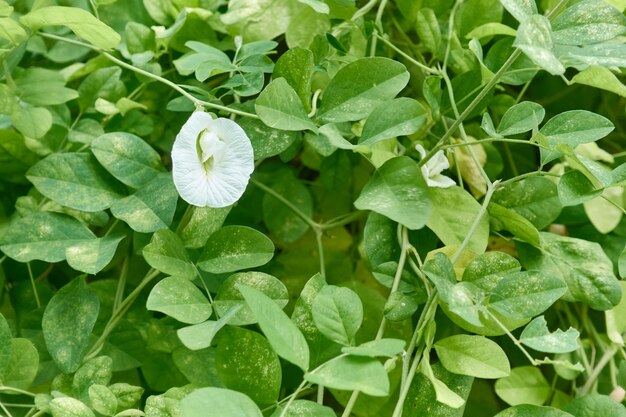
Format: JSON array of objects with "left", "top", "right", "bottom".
[
  {"left": 427, "top": 174, "right": 456, "bottom": 188},
  {"left": 415, "top": 143, "right": 427, "bottom": 159},
  {"left": 172, "top": 113, "right": 254, "bottom": 208},
  {"left": 428, "top": 150, "right": 450, "bottom": 175}
]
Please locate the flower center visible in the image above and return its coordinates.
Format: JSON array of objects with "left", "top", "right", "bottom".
[{"left": 198, "top": 129, "right": 225, "bottom": 170}]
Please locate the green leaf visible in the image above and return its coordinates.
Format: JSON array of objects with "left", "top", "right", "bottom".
[
  {"left": 363, "top": 212, "right": 400, "bottom": 268},
  {"left": 110, "top": 173, "right": 178, "bottom": 233},
  {"left": 564, "top": 394, "right": 626, "bottom": 417},
  {"left": 311, "top": 285, "right": 363, "bottom": 346},
  {"left": 180, "top": 206, "right": 231, "bottom": 249},
  {"left": 197, "top": 226, "right": 275, "bottom": 274},
  {"left": 273, "top": 47, "right": 314, "bottom": 111},
  {"left": 497, "top": 101, "right": 545, "bottom": 136},
  {"left": 239, "top": 284, "right": 310, "bottom": 371},
  {"left": 403, "top": 362, "right": 473, "bottom": 416},
  {"left": 89, "top": 384, "right": 118, "bottom": 416},
  {"left": 2, "top": 338, "right": 38, "bottom": 390},
  {"left": 215, "top": 327, "right": 281, "bottom": 405},
  {"left": 466, "top": 22, "right": 517, "bottom": 39},
  {"left": 494, "top": 405, "right": 575, "bottom": 417},
  {"left": 174, "top": 41, "right": 235, "bottom": 81},
  {"left": 420, "top": 359, "right": 466, "bottom": 409},
  {"left": 514, "top": 15, "right": 564, "bottom": 75},
  {"left": 304, "top": 355, "right": 390, "bottom": 397},
  {"left": 180, "top": 387, "right": 263, "bottom": 417},
  {"left": 0, "top": 17, "right": 28, "bottom": 45},
  {"left": 354, "top": 156, "right": 432, "bottom": 230},
  {"left": 146, "top": 276, "right": 212, "bottom": 324},
  {"left": 552, "top": 0, "right": 626, "bottom": 45},
  {"left": 11, "top": 106, "right": 52, "bottom": 139},
  {"left": 571, "top": 66, "right": 626, "bottom": 98},
  {"left": 214, "top": 272, "right": 288, "bottom": 326},
  {"left": 359, "top": 98, "right": 427, "bottom": 146},
  {"left": 500, "top": 0, "right": 538, "bottom": 22},
  {"left": 27, "top": 153, "right": 125, "bottom": 212},
  {"left": 492, "top": 177, "right": 561, "bottom": 230},
  {"left": 434, "top": 334, "right": 510, "bottom": 379},
  {"left": 342, "top": 338, "right": 406, "bottom": 357},
  {"left": 143, "top": 229, "right": 196, "bottom": 279},
  {"left": 617, "top": 246, "right": 626, "bottom": 278},
  {"left": 541, "top": 110, "right": 614, "bottom": 149},
  {"left": 15, "top": 68, "right": 78, "bottom": 106},
  {"left": 108, "top": 383, "right": 144, "bottom": 410},
  {"left": 42, "top": 277, "right": 100, "bottom": 373},
  {"left": 416, "top": 8, "right": 442, "bottom": 55},
  {"left": 78, "top": 67, "right": 126, "bottom": 112},
  {"left": 558, "top": 170, "right": 602, "bottom": 206},
  {"left": 20, "top": 6, "right": 121, "bottom": 49},
  {"left": 463, "top": 251, "right": 521, "bottom": 289},
  {"left": 517, "top": 232, "right": 622, "bottom": 310},
  {"left": 0, "top": 212, "right": 95, "bottom": 263},
  {"left": 65, "top": 235, "right": 125, "bottom": 275},
  {"left": 0, "top": 313, "right": 11, "bottom": 380},
  {"left": 125, "top": 21, "right": 155, "bottom": 54},
  {"left": 488, "top": 271, "right": 568, "bottom": 320},
  {"left": 91, "top": 132, "right": 164, "bottom": 188},
  {"left": 495, "top": 366, "right": 550, "bottom": 406},
  {"left": 255, "top": 78, "right": 317, "bottom": 131},
  {"left": 50, "top": 397, "right": 95, "bottom": 417},
  {"left": 72, "top": 356, "right": 113, "bottom": 402},
  {"left": 520, "top": 316, "right": 579, "bottom": 353},
  {"left": 488, "top": 202, "right": 541, "bottom": 247},
  {"left": 172, "top": 347, "right": 221, "bottom": 387},
  {"left": 177, "top": 306, "right": 242, "bottom": 350},
  {"left": 238, "top": 117, "right": 298, "bottom": 160},
  {"left": 427, "top": 186, "right": 490, "bottom": 254},
  {"left": 262, "top": 173, "right": 313, "bottom": 243},
  {"left": 271, "top": 400, "right": 336, "bottom": 417},
  {"left": 317, "top": 57, "right": 410, "bottom": 123},
  {"left": 0, "top": 129, "right": 39, "bottom": 180}
]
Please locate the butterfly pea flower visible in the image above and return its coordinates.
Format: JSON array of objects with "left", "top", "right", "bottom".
[
  {"left": 415, "top": 144, "right": 455, "bottom": 188},
  {"left": 172, "top": 112, "right": 254, "bottom": 207}
]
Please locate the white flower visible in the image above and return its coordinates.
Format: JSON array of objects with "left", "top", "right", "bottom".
[
  {"left": 415, "top": 144, "right": 455, "bottom": 188},
  {"left": 172, "top": 112, "right": 254, "bottom": 207}
]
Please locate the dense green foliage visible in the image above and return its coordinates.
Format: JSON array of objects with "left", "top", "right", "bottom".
[{"left": 0, "top": 0, "right": 626, "bottom": 416}]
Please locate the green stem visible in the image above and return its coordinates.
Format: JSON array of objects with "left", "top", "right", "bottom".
[
  {"left": 498, "top": 170, "right": 559, "bottom": 187},
  {"left": 250, "top": 178, "right": 317, "bottom": 229},
  {"left": 317, "top": 385, "right": 324, "bottom": 405},
  {"left": 421, "top": 49, "right": 522, "bottom": 166},
  {"left": 0, "top": 401, "right": 15, "bottom": 417},
  {"left": 26, "top": 262, "right": 41, "bottom": 309},
  {"left": 374, "top": 33, "right": 438, "bottom": 75},
  {"left": 485, "top": 308, "right": 537, "bottom": 365},
  {"left": 85, "top": 269, "right": 160, "bottom": 359},
  {"left": 278, "top": 380, "right": 309, "bottom": 417},
  {"left": 319, "top": 211, "right": 365, "bottom": 230},
  {"left": 342, "top": 226, "right": 409, "bottom": 417},
  {"left": 0, "top": 386, "right": 36, "bottom": 397},
  {"left": 450, "top": 180, "right": 499, "bottom": 264},
  {"left": 0, "top": 255, "right": 6, "bottom": 265},
  {"left": 391, "top": 294, "right": 439, "bottom": 417},
  {"left": 369, "top": 0, "right": 389, "bottom": 56},
  {"left": 439, "top": 137, "right": 544, "bottom": 151},
  {"left": 581, "top": 345, "right": 619, "bottom": 396},
  {"left": 38, "top": 32, "right": 259, "bottom": 120},
  {"left": 112, "top": 257, "right": 129, "bottom": 311},
  {"left": 440, "top": 69, "right": 492, "bottom": 187},
  {"left": 315, "top": 228, "right": 326, "bottom": 279},
  {"left": 341, "top": 391, "right": 361, "bottom": 417}
]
